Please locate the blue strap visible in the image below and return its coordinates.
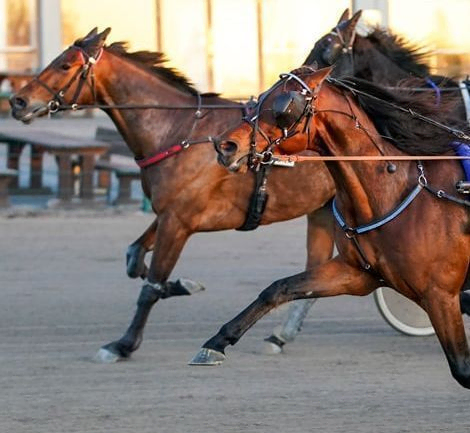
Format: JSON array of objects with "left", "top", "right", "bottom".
[
  {"left": 332, "top": 183, "right": 424, "bottom": 235},
  {"left": 425, "top": 77, "right": 441, "bottom": 107}
]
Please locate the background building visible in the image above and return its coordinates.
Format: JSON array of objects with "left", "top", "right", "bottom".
[{"left": 1, "top": 0, "right": 470, "bottom": 98}]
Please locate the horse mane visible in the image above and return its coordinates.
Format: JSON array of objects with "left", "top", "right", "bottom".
[
  {"left": 335, "top": 77, "right": 469, "bottom": 155},
  {"left": 363, "top": 27, "right": 431, "bottom": 78},
  {"left": 102, "top": 42, "right": 204, "bottom": 96}
]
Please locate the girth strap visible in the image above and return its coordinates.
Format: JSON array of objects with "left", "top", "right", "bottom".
[
  {"left": 237, "top": 165, "right": 270, "bottom": 231},
  {"left": 332, "top": 183, "right": 424, "bottom": 270},
  {"left": 332, "top": 183, "right": 424, "bottom": 236}
]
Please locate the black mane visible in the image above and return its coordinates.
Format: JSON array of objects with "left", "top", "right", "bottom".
[
  {"left": 364, "top": 27, "right": 431, "bottom": 78},
  {"left": 333, "top": 77, "right": 469, "bottom": 155},
  {"left": 105, "top": 42, "right": 199, "bottom": 95}
]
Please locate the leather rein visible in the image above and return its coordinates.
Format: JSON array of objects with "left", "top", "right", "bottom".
[
  {"left": 33, "top": 45, "right": 245, "bottom": 169},
  {"left": 243, "top": 70, "right": 470, "bottom": 269}
]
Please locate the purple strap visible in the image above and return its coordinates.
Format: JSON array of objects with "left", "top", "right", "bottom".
[
  {"left": 425, "top": 78, "right": 441, "bottom": 106},
  {"left": 453, "top": 142, "right": 470, "bottom": 181}
]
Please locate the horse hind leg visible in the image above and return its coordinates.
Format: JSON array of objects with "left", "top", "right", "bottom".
[{"left": 425, "top": 289, "right": 470, "bottom": 388}]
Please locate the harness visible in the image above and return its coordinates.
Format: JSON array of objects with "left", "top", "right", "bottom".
[
  {"left": 34, "top": 45, "right": 273, "bottom": 231},
  {"left": 242, "top": 70, "right": 470, "bottom": 271}
]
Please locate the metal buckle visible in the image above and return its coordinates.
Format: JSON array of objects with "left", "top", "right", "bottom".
[
  {"left": 47, "top": 100, "right": 60, "bottom": 113},
  {"left": 456, "top": 180, "right": 470, "bottom": 194}
]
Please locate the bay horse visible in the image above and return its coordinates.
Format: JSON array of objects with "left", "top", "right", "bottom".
[
  {"left": 9, "top": 28, "right": 336, "bottom": 362},
  {"left": 262, "top": 8, "right": 470, "bottom": 348},
  {"left": 197, "top": 67, "right": 470, "bottom": 388}
]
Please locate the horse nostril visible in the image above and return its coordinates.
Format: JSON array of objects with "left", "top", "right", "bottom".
[
  {"left": 219, "top": 140, "right": 239, "bottom": 156},
  {"left": 9, "top": 96, "right": 27, "bottom": 110}
]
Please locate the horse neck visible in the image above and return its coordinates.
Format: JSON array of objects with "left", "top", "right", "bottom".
[
  {"left": 94, "top": 51, "right": 203, "bottom": 158},
  {"left": 353, "top": 38, "right": 419, "bottom": 84},
  {"left": 315, "top": 86, "right": 414, "bottom": 222}
]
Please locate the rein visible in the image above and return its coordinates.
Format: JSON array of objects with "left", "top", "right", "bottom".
[
  {"left": 35, "top": 45, "right": 246, "bottom": 169},
  {"left": 246, "top": 72, "right": 470, "bottom": 168},
  {"left": 36, "top": 46, "right": 244, "bottom": 113}
]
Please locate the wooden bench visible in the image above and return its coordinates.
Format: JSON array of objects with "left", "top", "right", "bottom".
[
  {"left": 93, "top": 127, "right": 141, "bottom": 204},
  {"left": 0, "top": 168, "right": 18, "bottom": 207},
  {"left": 0, "top": 128, "right": 110, "bottom": 203}
]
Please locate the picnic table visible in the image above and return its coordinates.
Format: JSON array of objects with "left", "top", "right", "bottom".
[{"left": 0, "top": 128, "right": 110, "bottom": 203}]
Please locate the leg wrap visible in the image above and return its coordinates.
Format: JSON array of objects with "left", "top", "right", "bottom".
[{"left": 137, "top": 281, "right": 164, "bottom": 306}]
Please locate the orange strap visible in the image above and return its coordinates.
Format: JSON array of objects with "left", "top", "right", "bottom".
[{"left": 274, "top": 154, "right": 470, "bottom": 163}]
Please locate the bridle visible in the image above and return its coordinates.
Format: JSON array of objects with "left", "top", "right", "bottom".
[
  {"left": 241, "top": 70, "right": 470, "bottom": 269},
  {"left": 29, "top": 45, "right": 246, "bottom": 169},
  {"left": 243, "top": 69, "right": 316, "bottom": 170},
  {"left": 33, "top": 45, "right": 102, "bottom": 114},
  {"left": 323, "top": 23, "right": 356, "bottom": 70}
]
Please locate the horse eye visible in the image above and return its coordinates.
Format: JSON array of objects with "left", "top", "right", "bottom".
[{"left": 61, "top": 64, "right": 71, "bottom": 71}]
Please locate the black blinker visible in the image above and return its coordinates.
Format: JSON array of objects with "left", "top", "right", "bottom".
[{"left": 272, "top": 91, "right": 308, "bottom": 130}]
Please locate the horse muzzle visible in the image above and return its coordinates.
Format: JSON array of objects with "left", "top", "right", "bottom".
[
  {"left": 213, "top": 137, "right": 241, "bottom": 167},
  {"left": 10, "top": 95, "right": 48, "bottom": 123}
]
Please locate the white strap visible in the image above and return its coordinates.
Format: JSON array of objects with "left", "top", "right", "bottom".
[{"left": 459, "top": 80, "right": 470, "bottom": 124}]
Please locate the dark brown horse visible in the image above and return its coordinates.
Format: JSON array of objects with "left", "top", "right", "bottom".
[
  {"left": 305, "top": 8, "right": 466, "bottom": 120},
  {"left": 9, "top": 28, "right": 336, "bottom": 362},
  {"left": 200, "top": 67, "right": 470, "bottom": 388}
]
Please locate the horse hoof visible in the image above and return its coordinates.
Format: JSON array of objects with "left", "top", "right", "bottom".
[
  {"left": 177, "top": 278, "right": 206, "bottom": 295},
  {"left": 188, "top": 348, "right": 226, "bottom": 366},
  {"left": 93, "top": 347, "right": 123, "bottom": 364},
  {"left": 262, "top": 335, "right": 285, "bottom": 355},
  {"left": 262, "top": 340, "right": 283, "bottom": 355}
]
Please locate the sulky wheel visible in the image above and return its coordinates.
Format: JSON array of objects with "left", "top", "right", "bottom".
[{"left": 374, "top": 286, "right": 435, "bottom": 337}]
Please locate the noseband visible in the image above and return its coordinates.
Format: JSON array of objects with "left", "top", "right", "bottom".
[
  {"left": 244, "top": 70, "right": 315, "bottom": 170},
  {"left": 33, "top": 46, "right": 102, "bottom": 113}
]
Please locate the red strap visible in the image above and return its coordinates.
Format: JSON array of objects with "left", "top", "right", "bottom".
[{"left": 136, "top": 144, "right": 184, "bottom": 168}]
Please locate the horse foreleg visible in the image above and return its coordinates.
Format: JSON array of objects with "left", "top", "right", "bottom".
[
  {"left": 264, "top": 206, "right": 335, "bottom": 353},
  {"left": 424, "top": 290, "right": 470, "bottom": 388},
  {"left": 190, "top": 257, "right": 380, "bottom": 365},
  {"left": 126, "top": 217, "right": 158, "bottom": 279},
  {"left": 96, "top": 217, "right": 193, "bottom": 363}
]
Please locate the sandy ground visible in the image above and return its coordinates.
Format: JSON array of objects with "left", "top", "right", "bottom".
[{"left": 1, "top": 211, "right": 470, "bottom": 433}]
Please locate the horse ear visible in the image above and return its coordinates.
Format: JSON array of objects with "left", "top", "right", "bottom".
[
  {"left": 337, "top": 8, "right": 350, "bottom": 24},
  {"left": 96, "top": 28, "right": 111, "bottom": 46},
  {"left": 348, "top": 10, "right": 362, "bottom": 30},
  {"left": 84, "top": 27, "right": 98, "bottom": 40},
  {"left": 343, "top": 10, "right": 362, "bottom": 42},
  {"left": 311, "top": 66, "right": 333, "bottom": 93}
]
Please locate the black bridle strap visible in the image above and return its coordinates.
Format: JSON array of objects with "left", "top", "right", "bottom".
[{"left": 33, "top": 46, "right": 102, "bottom": 112}]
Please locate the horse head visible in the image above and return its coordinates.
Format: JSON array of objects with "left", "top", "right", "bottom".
[
  {"left": 215, "top": 67, "right": 333, "bottom": 173},
  {"left": 303, "top": 9, "right": 362, "bottom": 77},
  {"left": 10, "top": 27, "right": 111, "bottom": 123}
]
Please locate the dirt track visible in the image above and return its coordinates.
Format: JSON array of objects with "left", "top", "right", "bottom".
[{"left": 1, "top": 211, "right": 470, "bottom": 433}]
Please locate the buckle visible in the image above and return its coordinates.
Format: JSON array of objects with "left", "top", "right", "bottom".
[{"left": 456, "top": 180, "right": 470, "bottom": 194}]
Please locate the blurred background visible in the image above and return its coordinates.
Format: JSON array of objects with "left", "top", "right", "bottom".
[{"left": 2, "top": 0, "right": 470, "bottom": 99}]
